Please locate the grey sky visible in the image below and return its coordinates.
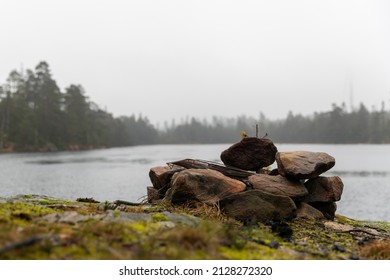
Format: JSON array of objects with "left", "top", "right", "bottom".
[{"left": 1, "top": 0, "right": 390, "bottom": 126}]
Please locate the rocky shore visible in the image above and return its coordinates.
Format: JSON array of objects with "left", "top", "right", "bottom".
[
  {"left": 0, "top": 193, "right": 389, "bottom": 260},
  {"left": 1, "top": 137, "right": 389, "bottom": 260}
]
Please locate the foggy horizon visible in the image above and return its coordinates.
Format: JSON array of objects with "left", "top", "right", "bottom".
[{"left": 1, "top": 0, "right": 390, "bottom": 126}]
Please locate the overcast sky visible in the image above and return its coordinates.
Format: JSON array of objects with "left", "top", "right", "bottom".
[{"left": 1, "top": 0, "right": 390, "bottom": 126}]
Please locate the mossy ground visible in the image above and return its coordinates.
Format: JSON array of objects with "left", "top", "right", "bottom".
[{"left": 0, "top": 195, "right": 389, "bottom": 260}]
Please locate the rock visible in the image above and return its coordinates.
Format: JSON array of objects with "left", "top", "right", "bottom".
[
  {"left": 149, "top": 165, "right": 184, "bottom": 196},
  {"left": 161, "top": 211, "right": 200, "bottom": 227},
  {"left": 309, "top": 202, "right": 337, "bottom": 220},
  {"left": 269, "top": 220, "right": 294, "bottom": 240},
  {"left": 332, "top": 244, "right": 346, "bottom": 252},
  {"left": 41, "top": 211, "right": 90, "bottom": 224},
  {"left": 324, "top": 221, "right": 354, "bottom": 232},
  {"left": 147, "top": 186, "right": 160, "bottom": 203},
  {"left": 165, "top": 169, "right": 246, "bottom": 205},
  {"left": 304, "top": 176, "right": 344, "bottom": 203},
  {"left": 104, "top": 211, "right": 153, "bottom": 222},
  {"left": 268, "top": 169, "right": 279, "bottom": 176},
  {"left": 220, "top": 190, "right": 297, "bottom": 223},
  {"left": 276, "top": 151, "right": 335, "bottom": 179},
  {"left": 248, "top": 174, "right": 308, "bottom": 200},
  {"left": 220, "top": 137, "right": 277, "bottom": 171},
  {"left": 268, "top": 240, "right": 280, "bottom": 249},
  {"left": 296, "top": 202, "right": 325, "bottom": 219}
]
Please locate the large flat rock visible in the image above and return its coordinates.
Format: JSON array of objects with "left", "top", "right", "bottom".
[
  {"left": 165, "top": 169, "right": 246, "bottom": 205},
  {"left": 220, "top": 189, "right": 297, "bottom": 223},
  {"left": 248, "top": 174, "right": 308, "bottom": 200},
  {"left": 276, "top": 151, "right": 335, "bottom": 179}
]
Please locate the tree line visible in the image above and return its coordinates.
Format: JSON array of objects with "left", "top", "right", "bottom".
[
  {"left": 159, "top": 103, "right": 390, "bottom": 144},
  {"left": 1, "top": 61, "right": 390, "bottom": 152},
  {"left": 0, "top": 61, "right": 157, "bottom": 151}
]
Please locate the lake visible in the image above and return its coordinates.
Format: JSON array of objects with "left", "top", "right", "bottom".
[{"left": 0, "top": 144, "right": 389, "bottom": 222}]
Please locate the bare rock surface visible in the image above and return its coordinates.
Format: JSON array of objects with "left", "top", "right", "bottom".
[
  {"left": 220, "top": 190, "right": 297, "bottom": 223},
  {"left": 309, "top": 202, "right": 337, "bottom": 220},
  {"left": 276, "top": 151, "right": 335, "bottom": 179},
  {"left": 248, "top": 174, "right": 308, "bottom": 200},
  {"left": 296, "top": 202, "right": 325, "bottom": 219},
  {"left": 149, "top": 165, "right": 184, "bottom": 192},
  {"left": 220, "top": 137, "right": 277, "bottom": 171},
  {"left": 165, "top": 169, "right": 246, "bottom": 205},
  {"left": 304, "top": 176, "right": 344, "bottom": 203}
]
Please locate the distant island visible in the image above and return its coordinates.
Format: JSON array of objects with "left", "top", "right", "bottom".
[{"left": 1, "top": 61, "right": 390, "bottom": 152}]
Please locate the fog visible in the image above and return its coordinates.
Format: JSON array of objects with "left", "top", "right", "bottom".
[{"left": 1, "top": 0, "right": 390, "bottom": 125}]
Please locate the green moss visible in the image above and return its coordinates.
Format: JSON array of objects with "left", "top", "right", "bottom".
[
  {"left": 0, "top": 202, "right": 55, "bottom": 225},
  {"left": 1, "top": 195, "right": 390, "bottom": 260},
  {"left": 151, "top": 213, "right": 168, "bottom": 222},
  {"left": 113, "top": 210, "right": 120, "bottom": 218},
  {"left": 220, "top": 242, "right": 293, "bottom": 260}
]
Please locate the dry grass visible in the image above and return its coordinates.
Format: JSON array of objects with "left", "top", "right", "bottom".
[
  {"left": 174, "top": 201, "right": 232, "bottom": 222},
  {"left": 360, "top": 238, "right": 390, "bottom": 260}
]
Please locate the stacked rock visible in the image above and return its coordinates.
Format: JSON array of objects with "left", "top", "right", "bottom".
[{"left": 147, "top": 137, "right": 344, "bottom": 223}]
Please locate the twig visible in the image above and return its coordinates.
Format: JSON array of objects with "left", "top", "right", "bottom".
[
  {"left": 113, "top": 200, "right": 142, "bottom": 206},
  {"left": 337, "top": 229, "right": 388, "bottom": 238},
  {"left": 168, "top": 158, "right": 255, "bottom": 179}
]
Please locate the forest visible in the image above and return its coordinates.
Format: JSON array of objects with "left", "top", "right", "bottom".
[{"left": 1, "top": 61, "right": 390, "bottom": 152}]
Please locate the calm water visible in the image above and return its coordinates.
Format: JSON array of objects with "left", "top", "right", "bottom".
[{"left": 0, "top": 144, "right": 389, "bottom": 222}]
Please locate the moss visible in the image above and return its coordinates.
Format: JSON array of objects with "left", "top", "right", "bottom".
[
  {"left": 113, "top": 210, "right": 120, "bottom": 218},
  {"left": 220, "top": 242, "right": 293, "bottom": 260},
  {"left": 151, "top": 213, "right": 168, "bottom": 222},
  {"left": 0, "top": 202, "right": 55, "bottom": 225},
  {"left": 1, "top": 195, "right": 390, "bottom": 260}
]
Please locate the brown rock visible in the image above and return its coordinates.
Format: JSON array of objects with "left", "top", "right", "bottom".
[
  {"left": 296, "top": 202, "right": 325, "bottom": 219},
  {"left": 220, "top": 190, "right": 297, "bottom": 223},
  {"left": 309, "top": 202, "right": 337, "bottom": 220},
  {"left": 220, "top": 137, "right": 277, "bottom": 171},
  {"left": 149, "top": 165, "right": 184, "bottom": 195},
  {"left": 304, "top": 176, "right": 344, "bottom": 203},
  {"left": 165, "top": 169, "right": 246, "bottom": 205},
  {"left": 147, "top": 186, "right": 160, "bottom": 203},
  {"left": 248, "top": 174, "right": 308, "bottom": 200},
  {"left": 276, "top": 151, "right": 335, "bottom": 179}
]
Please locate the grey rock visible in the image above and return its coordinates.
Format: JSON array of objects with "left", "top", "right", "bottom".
[
  {"left": 161, "top": 211, "right": 200, "bottom": 227},
  {"left": 41, "top": 211, "right": 91, "bottom": 224},
  {"left": 103, "top": 211, "right": 153, "bottom": 222},
  {"left": 276, "top": 151, "right": 335, "bottom": 179},
  {"left": 156, "top": 221, "right": 177, "bottom": 228}
]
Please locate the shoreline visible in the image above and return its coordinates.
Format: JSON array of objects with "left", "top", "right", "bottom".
[{"left": 0, "top": 194, "right": 389, "bottom": 260}]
